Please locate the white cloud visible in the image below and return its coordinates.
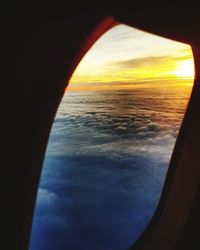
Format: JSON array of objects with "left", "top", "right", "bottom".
[{"left": 37, "top": 188, "right": 58, "bottom": 207}]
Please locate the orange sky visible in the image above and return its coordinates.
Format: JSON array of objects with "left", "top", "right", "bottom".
[{"left": 67, "top": 24, "right": 194, "bottom": 91}]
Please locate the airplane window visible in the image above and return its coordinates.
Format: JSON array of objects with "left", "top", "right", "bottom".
[{"left": 29, "top": 24, "right": 194, "bottom": 250}]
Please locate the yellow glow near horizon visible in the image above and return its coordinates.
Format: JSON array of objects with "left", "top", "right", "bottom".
[
  {"left": 172, "top": 59, "right": 194, "bottom": 78},
  {"left": 68, "top": 24, "right": 194, "bottom": 91}
]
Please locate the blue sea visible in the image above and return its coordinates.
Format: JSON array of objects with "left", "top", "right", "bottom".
[{"left": 29, "top": 83, "right": 191, "bottom": 250}]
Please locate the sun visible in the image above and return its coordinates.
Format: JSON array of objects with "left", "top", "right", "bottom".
[{"left": 173, "top": 59, "right": 194, "bottom": 78}]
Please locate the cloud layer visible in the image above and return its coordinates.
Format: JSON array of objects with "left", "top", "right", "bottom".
[
  {"left": 113, "top": 54, "right": 192, "bottom": 69},
  {"left": 29, "top": 86, "right": 190, "bottom": 250}
]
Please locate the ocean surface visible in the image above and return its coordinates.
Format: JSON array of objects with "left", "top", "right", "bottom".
[{"left": 29, "top": 83, "right": 192, "bottom": 250}]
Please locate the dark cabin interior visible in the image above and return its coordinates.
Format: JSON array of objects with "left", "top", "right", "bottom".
[{"left": 11, "top": 7, "right": 200, "bottom": 250}]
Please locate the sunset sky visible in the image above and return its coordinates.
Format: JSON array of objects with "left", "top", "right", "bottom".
[{"left": 68, "top": 24, "right": 194, "bottom": 91}]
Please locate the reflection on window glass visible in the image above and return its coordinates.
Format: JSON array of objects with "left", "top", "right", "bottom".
[{"left": 29, "top": 24, "right": 194, "bottom": 250}]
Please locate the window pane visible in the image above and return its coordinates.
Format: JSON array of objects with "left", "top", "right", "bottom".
[{"left": 29, "top": 24, "right": 194, "bottom": 250}]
